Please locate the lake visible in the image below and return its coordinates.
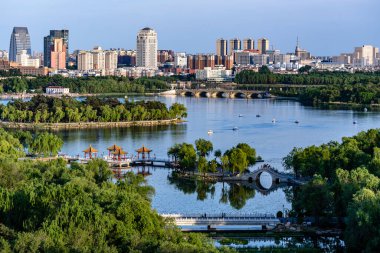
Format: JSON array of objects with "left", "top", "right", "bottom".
[
  {"left": 5, "top": 96, "right": 380, "bottom": 215},
  {"left": 48, "top": 96, "right": 380, "bottom": 215}
]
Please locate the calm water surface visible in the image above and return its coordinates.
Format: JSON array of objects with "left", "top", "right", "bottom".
[{"left": 7, "top": 97, "right": 380, "bottom": 215}]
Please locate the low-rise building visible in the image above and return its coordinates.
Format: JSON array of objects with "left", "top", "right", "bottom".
[
  {"left": 0, "top": 50, "right": 8, "bottom": 60},
  {"left": 195, "top": 66, "right": 233, "bottom": 82},
  {"left": 174, "top": 53, "right": 187, "bottom": 68},
  {"left": 18, "top": 66, "right": 48, "bottom": 76},
  {"left": 16, "top": 50, "right": 40, "bottom": 68},
  {"left": 46, "top": 86, "right": 70, "bottom": 94},
  {"left": 252, "top": 54, "right": 269, "bottom": 66},
  {"left": 0, "top": 60, "right": 10, "bottom": 70}
]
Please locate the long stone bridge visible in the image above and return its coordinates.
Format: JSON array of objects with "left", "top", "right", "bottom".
[
  {"left": 161, "top": 213, "right": 280, "bottom": 229},
  {"left": 176, "top": 89, "right": 272, "bottom": 99}
]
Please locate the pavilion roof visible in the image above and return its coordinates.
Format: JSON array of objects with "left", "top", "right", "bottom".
[
  {"left": 112, "top": 149, "right": 127, "bottom": 155},
  {"left": 136, "top": 145, "right": 152, "bottom": 153},
  {"left": 83, "top": 145, "right": 98, "bottom": 153},
  {"left": 107, "top": 144, "right": 121, "bottom": 151}
]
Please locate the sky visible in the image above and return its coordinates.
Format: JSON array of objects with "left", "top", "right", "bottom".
[{"left": 0, "top": 0, "right": 379, "bottom": 56}]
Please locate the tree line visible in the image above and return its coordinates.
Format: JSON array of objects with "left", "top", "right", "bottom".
[
  {"left": 235, "top": 68, "right": 380, "bottom": 86},
  {"left": 298, "top": 84, "right": 380, "bottom": 105},
  {"left": 0, "top": 95, "right": 187, "bottom": 123},
  {"left": 167, "top": 139, "right": 258, "bottom": 174},
  {"left": 0, "top": 75, "right": 172, "bottom": 93},
  {"left": 235, "top": 68, "right": 380, "bottom": 106},
  {"left": 0, "top": 128, "right": 235, "bottom": 252},
  {"left": 283, "top": 129, "right": 380, "bottom": 252}
]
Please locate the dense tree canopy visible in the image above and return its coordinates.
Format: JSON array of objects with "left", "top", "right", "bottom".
[
  {"left": 168, "top": 141, "right": 257, "bottom": 174},
  {"left": 0, "top": 75, "right": 172, "bottom": 94},
  {"left": 299, "top": 84, "right": 380, "bottom": 105},
  {"left": 0, "top": 95, "right": 187, "bottom": 123},
  {"left": 0, "top": 129, "right": 234, "bottom": 253},
  {"left": 235, "top": 70, "right": 380, "bottom": 86},
  {"left": 284, "top": 129, "right": 380, "bottom": 251},
  {"left": 235, "top": 70, "right": 380, "bottom": 106}
]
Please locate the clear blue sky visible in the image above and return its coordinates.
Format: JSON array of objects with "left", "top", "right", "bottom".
[{"left": 0, "top": 0, "right": 378, "bottom": 56}]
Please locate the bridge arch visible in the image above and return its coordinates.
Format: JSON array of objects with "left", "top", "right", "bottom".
[
  {"left": 234, "top": 92, "right": 246, "bottom": 99},
  {"left": 183, "top": 91, "right": 195, "bottom": 97},
  {"left": 198, "top": 91, "right": 211, "bottom": 98},
  {"left": 246, "top": 164, "right": 294, "bottom": 186},
  {"left": 215, "top": 91, "right": 227, "bottom": 98}
]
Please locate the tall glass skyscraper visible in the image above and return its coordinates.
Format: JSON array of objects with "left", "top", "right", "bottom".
[
  {"left": 44, "top": 30, "right": 69, "bottom": 67},
  {"left": 9, "top": 27, "right": 31, "bottom": 62}
]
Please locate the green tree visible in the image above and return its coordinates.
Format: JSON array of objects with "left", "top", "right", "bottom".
[
  {"left": 197, "top": 156, "right": 208, "bottom": 176},
  {"left": 195, "top": 139, "right": 213, "bottom": 157},
  {"left": 177, "top": 143, "right": 197, "bottom": 172},
  {"left": 345, "top": 189, "right": 380, "bottom": 252},
  {"left": 29, "top": 132, "right": 63, "bottom": 156},
  {"left": 236, "top": 143, "right": 256, "bottom": 165},
  {"left": 225, "top": 148, "right": 248, "bottom": 174}
]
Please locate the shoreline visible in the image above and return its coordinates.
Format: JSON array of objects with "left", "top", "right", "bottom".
[
  {"left": 0, "top": 92, "right": 165, "bottom": 100},
  {"left": 0, "top": 119, "right": 184, "bottom": 130}
]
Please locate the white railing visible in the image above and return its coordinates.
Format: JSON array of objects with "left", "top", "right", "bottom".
[{"left": 161, "top": 213, "right": 276, "bottom": 219}]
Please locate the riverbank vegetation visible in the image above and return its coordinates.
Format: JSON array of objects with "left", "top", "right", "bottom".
[
  {"left": 0, "top": 95, "right": 187, "bottom": 124},
  {"left": 283, "top": 129, "right": 380, "bottom": 252},
  {"left": 235, "top": 68, "right": 380, "bottom": 86},
  {"left": 298, "top": 83, "right": 380, "bottom": 106},
  {"left": 168, "top": 139, "right": 258, "bottom": 175},
  {"left": 0, "top": 128, "right": 235, "bottom": 252},
  {"left": 12, "top": 130, "right": 63, "bottom": 156},
  {"left": 236, "top": 68, "right": 380, "bottom": 106},
  {"left": 0, "top": 75, "right": 172, "bottom": 93}
]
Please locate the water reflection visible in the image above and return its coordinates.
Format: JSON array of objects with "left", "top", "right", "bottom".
[
  {"left": 215, "top": 235, "right": 345, "bottom": 252},
  {"left": 168, "top": 174, "right": 260, "bottom": 210}
]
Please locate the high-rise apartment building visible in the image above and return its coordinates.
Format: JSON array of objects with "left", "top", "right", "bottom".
[
  {"left": 105, "top": 51, "right": 118, "bottom": 70},
  {"left": 136, "top": 27, "right": 158, "bottom": 69},
  {"left": 50, "top": 38, "right": 66, "bottom": 70},
  {"left": 216, "top": 39, "right": 228, "bottom": 56},
  {"left": 77, "top": 51, "right": 94, "bottom": 71},
  {"left": 77, "top": 48, "right": 118, "bottom": 71},
  {"left": 187, "top": 54, "right": 215, "bottom": 70},
  {"left": 44, "top": 30, "right": 69, "bottom": 67},
  {"left": 352, "top": 45, "right": 379, "bottom": 67},
  {"left": 92, "top": 46, "right": 106, "bottom": 70},
  {"left": 118, "top": 50, "right": 136, "bottom": 67},
  {"left": 235, "top": 51, "right": 255, "bottom": 65},
  {"left": 229, "top": 38, "right": 241, "bottom": 54},
  {"left": 258, "top": 38, "right": 270, "bottom": 54},
  {"left": 9, "top": 27, "right": 31, "bottom": 62},
  {"left": 243, "top": 38, "right": 255, "bottom": 50}
]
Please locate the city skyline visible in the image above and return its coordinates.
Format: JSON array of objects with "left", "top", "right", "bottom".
[{"left": 0, "top": 0, "right": 379, "bottom": 56}]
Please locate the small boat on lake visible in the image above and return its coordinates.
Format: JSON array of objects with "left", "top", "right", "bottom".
[
  {"left": 256, "top": 114, "right": 261, "bottom": 118},
  {"left": 295, "top": 120, "right": 299, "bottom": 124},
  {"left": 238, "top": 114, "right": 243, "bottom": 117},
  {"left": 272, "top": 118, "right": 276, "bottom": 123},
  {"left": 232, "top": 127, "right": 239, "bottom": 131},
  {"left": 207, "top": 130, "right": 213, "bottom": 135}
]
